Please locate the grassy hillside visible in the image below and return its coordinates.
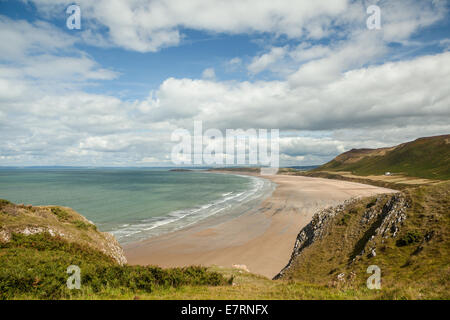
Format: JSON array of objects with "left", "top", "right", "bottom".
[
  {"left": 316, "top": 135, "right": 450, "bottom": 180},
  {"left": 277, "top": 181, "right": 450, "bottom": 299},
  {"left": 0, "top": 199, "right": 397, "bottom": 300},
  {"left": 1, "top": 179, "right": 448, "bottom": 299},
  {"left": 0, "top": 201, "right": 230, "bottom": 299}
]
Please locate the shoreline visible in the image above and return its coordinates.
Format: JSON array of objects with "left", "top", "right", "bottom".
[
  {"left": 113, "top": 171, "right": 275, "bottom": 244},
  {"left": 124, "top": 172, "right": 397, "bottom": 278}
]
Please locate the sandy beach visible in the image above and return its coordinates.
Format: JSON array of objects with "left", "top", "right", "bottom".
[{"left": 124, "top": 173, "right": 397, "bottom": 278}]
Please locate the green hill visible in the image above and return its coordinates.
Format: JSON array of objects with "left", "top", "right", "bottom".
[
  {"left": 1, "top": 144, "right": 449, "bottom": 300},
  {"left": 0, "top": 201, "right": 229, "bottom": 299},
  {"left": 315, "top": 134, "right": 450, "bottom": 180},
  {"left": 276, "top": 181, "right": 450, "bottom": 299}
]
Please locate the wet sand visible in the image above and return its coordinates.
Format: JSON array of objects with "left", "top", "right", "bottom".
[{"left": 124, "top": 173, "right": 397, "bottom": 278}]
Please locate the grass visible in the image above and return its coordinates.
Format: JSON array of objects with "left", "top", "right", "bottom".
[
  {"left": 0, "top": 199, "right": 11, "bottom": 207},
  {"left": 1, "top": 169, "right": 449, "bottom": 299},
  {"left": 293, "top": 170, "right": 413, "bottom": 190},
  {"left": 3, "top": 230, "right": 440, "bottom": 300},
  {"left": 279, "top": 181, "right": 450, "bottom": 299},
  {"left": 0, "top": 201, "right": 125, "bottom": 264},
  {"left": 50, "top": 207, "right": 70, "bottom": 221},
  {"left": 315, "top": 135, "right": 450, "bottom": 180},
  {"left": 0, "top": 200, "right": 230, "bottom": 299},
  {"left": 396, "top": 231, "right": 422, "bottom": 247},
  {"left": 73, "top": 220, "right": 97, "bottom": 231},
  {"left": 0, "top": 233, "right": 230, "bottom": 300}
]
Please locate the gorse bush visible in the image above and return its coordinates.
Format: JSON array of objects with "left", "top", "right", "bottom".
[
  {"left": 50, "top": 207, "right": 70, "bottom": 221},
  {"left": 338, "top": 213, "right": 351, "bottom": 226},
  {"left": 366, "top": 199, "right": 377, "bottom": 208},
  {"left": 0, "top": 199, "right": 11, "bottom": 208},
  {"left": 0, "top": 233, "right": 229, "bottom": 299},
  {"left": 396, "top": 230, "right": 422, "bottom": 247},
  {"left": 73, "top": 220, "right": 97, "bottom": 231}
]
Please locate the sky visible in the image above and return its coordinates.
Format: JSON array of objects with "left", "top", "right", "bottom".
[{"left": 0, "top": 0, "right": 449, "bottom": 167}]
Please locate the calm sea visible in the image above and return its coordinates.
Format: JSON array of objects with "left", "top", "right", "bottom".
[{"left": 0, "top": 168, "right": 274, "bottom": 244}]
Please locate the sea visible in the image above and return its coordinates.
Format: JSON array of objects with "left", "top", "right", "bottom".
[{"left": 0, "top": 168, "right": 275, "bottom": 244}]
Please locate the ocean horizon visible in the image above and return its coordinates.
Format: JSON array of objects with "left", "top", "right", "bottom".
[{"left": 0, "top": 167, "right": 275, "bottom": 244}]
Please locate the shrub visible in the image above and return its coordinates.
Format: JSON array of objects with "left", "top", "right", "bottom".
[
  {"left": 73, "top": 220, "right": 95, "bottom": 231},
  {"left": 0, "top": 233, "right": 229, "bottom": 299},
  {"left": 0, "top": 199, "right": 11, "bottom": 209},
  {"left": 50, "top": 207, "right": 70, "bottom": 221},
  {"left": 366, "top": 199, "right": 377, "bottom": 208},
  {"left": 396, "top": 231, "right": 422, "bottom": 247},
  {"left": 338, "top": 213, "right": 351, "bottom": 226}
]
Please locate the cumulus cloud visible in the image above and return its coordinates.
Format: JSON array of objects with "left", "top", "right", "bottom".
[
  {"left": 1, "top": 0, "right": 449, "bottom": 166},
  {"left": 29, "top": 0, "right": 349, "bottom": 52},
  {"left": 0, "top": 16, "right": 75, "bottom": 60},
  {"left": 130, "top": 50, "right": 450, "bottom": 164},
  {"left": 138, "top": 52, "right": 450, "bottom": 132},
  {"left": 440, "top": 39, "right": 450, "bottom": 51},
  {"left": 0, "top": 16, "right": 118, "bottom": 85},
  {"left": 28, "top": 0, "right": 446, "bottom": 53},
  {"left": 380, "top": 0, "right": 447, "bottom": 43},
  {"left": 201, "top": 68, "right": 216, "bottom": 80},
  {"left": 248, "top": 47, "right": 287, "bottom": 75}
]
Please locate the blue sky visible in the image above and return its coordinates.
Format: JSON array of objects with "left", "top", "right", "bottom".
[
  {"left": 0, "top": 0, "right": 449, "bottom": 166},
  {"left": 2, "top": 0, "right": 266, "bottom": 99}
]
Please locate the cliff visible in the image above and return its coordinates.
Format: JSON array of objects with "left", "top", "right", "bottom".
[
  {"left": 273, "top": 181, "right": 449, "bottom": 298},
  {"left": 0, "top": 199, "right": 229, "bottom": 299},
  {"left": 0, "top": 200, "right": 126, "bottom": 265}
]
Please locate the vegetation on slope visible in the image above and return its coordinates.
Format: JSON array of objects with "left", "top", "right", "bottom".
[
  {"left": 0, "top": 201, "right": 230, "bottom": 299},
  {"left": 278, "top": 181, "right": 450, "bottom": 299},
  {"left": 3, "top": 184, "right": 447, "bottom": 300},
  {"left": 1, "top": 153, "right": 449, "bottom": 299},
  {"left": 315, "top": 134, "right": 450, "bottom": 180},
  {"left": 0, "top": 200, "right": 126, "bottom": 264}
]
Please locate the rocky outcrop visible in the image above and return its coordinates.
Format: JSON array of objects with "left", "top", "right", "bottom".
[
  {"left": 274, "top": 193, "right": 408, "bottom": 280},
  {"left": 351, "top": 193, "right": 408, "bottom": 262},
  {"left": 273, "top": 198, "right": 360, "bottom": 279},
  {"left": 0, "top": 201, "right": 127, "bottom": 265},
  {"left": 101, "top": 232, "right": 127, "bottom": 265},
  {"left": 0, "top": 226, "right": 65, "bottom": 242}
]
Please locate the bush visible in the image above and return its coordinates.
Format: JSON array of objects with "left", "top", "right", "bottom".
[
  {"left": 73, "top": 220, "right": 96, "bottom": 231},
  {"left": 0, "top": 233, "right": 229, "bottom": 299},
  {"left": 51, "top": 207, "right": 70, "bottom": 221},
  {"left": 366, "top": 199, "right": 377, "bottom": 208},
  {"left": 0, "top": 199, "right": 11, "bottom": 209},
  {"left": 338, "top": 213, "right": 351, "bottom": 226},
  {"left": 396, "top": 231, "right": 422, "bottom": 247}
]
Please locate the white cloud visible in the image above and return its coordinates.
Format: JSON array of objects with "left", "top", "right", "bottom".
[
  {"left": 1, "top": 1, "right": 449, "bottom": 166},
  {"left": 29, "top": 0, "right": 348, "bottom": 52},
  {"left": 380, "top": 0, "right": 447, "bottom": 43},
  {"left": 440, "top": 39, "right": 450, "bottom": 51},
  {"left": 21, "top": 55, "right": 118, "bottom": 81},
  {"left": 0, "top": 16, "right": 118, "bottom": 85},
  {"left": 28, "top": 0, "right": 446, "bottom": 53},
  {"left": 288, "top": 32, "right": 388, "bottom": 86},
  {"left": 137, "top": 51, "right": 450, "bottom": 140},
  {"left": 248, "top": 46, "right": 287, "bottom": 75},
  {"left": 202, "top": 68, "right": 216, "bottom": 80},
  {"left": 0, "top": 16, "right": 75, "bottom": 60},
  {"left": 228, "top": 57, "right": 242, "bottom": 65}
]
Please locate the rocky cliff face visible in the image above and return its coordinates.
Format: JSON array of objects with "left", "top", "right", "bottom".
[
  {"left": 0, "top": 200, "right": 127, "bottom": 265},
  {"left": 353, "top": 193, "right": 408, "bottom": 261},
  {"left": 274, "top": 193, "right": 408, "bottom": 280}
]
